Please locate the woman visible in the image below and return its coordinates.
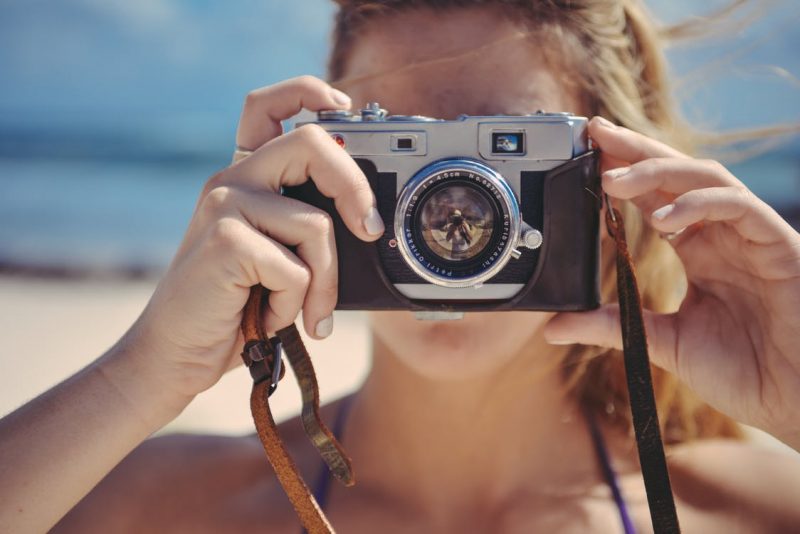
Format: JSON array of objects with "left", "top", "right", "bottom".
[{"left": 2, "top": 1, "right": 799, "bottom": 532}]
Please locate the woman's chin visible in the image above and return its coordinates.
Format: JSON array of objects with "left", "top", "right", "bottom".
[{"left": 368, "top": 310, "right": 553, "bottom": 382}]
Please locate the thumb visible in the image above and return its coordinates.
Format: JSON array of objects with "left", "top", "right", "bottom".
[{"left": 543, "top": 304, "right": 679, "bottom": 375}]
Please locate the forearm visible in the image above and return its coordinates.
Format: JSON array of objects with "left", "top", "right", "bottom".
[{"left": 0, "top": 340, "right": 191, "bottom": 533}]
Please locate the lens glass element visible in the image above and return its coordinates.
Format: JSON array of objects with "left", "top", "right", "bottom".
[{"left": 416, "top": 183, "right": 495, "bottom": 262}]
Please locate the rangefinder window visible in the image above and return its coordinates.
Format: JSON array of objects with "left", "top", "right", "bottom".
[
  {"left": 391, "top": 135, "right": 416, "bottom": 151},
  {"left": 491, "top": 131, "right": 525, "bottom": 155}
]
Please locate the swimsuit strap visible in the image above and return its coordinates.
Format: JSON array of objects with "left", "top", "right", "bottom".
[
  {"left": 586, "top": 408, "right": 638, "bottom": 534},
  {"left": 302, "top": 397, "right": 636, "bottom": 534}
]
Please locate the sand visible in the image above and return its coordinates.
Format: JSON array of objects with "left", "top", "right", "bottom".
[
  {"left": 0, "top": 275, "right": 371, "bottom": 435},
  {"left": 1, "top": 274, "right": 794, "bottom": 454}
]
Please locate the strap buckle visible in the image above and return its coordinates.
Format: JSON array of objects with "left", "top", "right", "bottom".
[{"left": 242, "top": 337, "right": 284, "bottom": 397}]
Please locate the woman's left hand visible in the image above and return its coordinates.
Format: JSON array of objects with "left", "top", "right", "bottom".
[{"left": 543, "top": 117, "right": 800, "bottom": 449}]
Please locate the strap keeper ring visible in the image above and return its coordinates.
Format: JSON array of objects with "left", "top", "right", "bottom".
[
  {"left": 232, "top": 146, "right": 254, "bottom": 164},
  {"left": 242, "top": 337, "right": 284, "bottom": 396}
]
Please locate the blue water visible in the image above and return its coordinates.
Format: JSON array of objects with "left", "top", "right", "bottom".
[
  {"left": 0, "top": 150, "right": 797, "bottom": 273},
  {"left": 0, "top": 156, "right": 223, "bottom": 272}
]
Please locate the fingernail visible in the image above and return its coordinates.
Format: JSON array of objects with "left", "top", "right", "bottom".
[
  {"left": 315, "top": 315, "right": 333, "bottom": 338},
  {"left": 652, "top": 204, "right": 675, "bottom": 221},
  {"left": 330, "top": 89, "right": 351, "bottom": 107},
  {"left": 604, "top": 167, "right": 630, "bottom": 180},
  {"left": 363, "top": 207, "right": 385, "bottom": 236},
  {"left": 595, "top": 116, "right": 617, "bottom": 129},
  {"left": 547, "top": 339, "right": 574, "bottom": 346}
]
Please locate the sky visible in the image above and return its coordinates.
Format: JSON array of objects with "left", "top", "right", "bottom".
[
  {"left": 0, "top": 0, "right": 798, "bottom": 151},
  {"left": 0, "top": 1, "right": 333, "bottom": 143}
]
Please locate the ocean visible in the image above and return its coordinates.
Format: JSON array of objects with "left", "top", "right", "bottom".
[
  {"left": 0, "top": 155, "right": 222, "bottom": 275},
  {"left": 0, "top": 146, "right": 797, "bottom": 276}
]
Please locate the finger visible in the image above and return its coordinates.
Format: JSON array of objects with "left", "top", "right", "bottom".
[
  {"left": 225, "top": 329, "right": 245, "bottom": 373},
  {"left": 599, "top": 152, "right": 629, "bottom": 175},
  {"left": 602, "top": 158, "right": 741, "bottom": 201},
  {"left": 226, "top": 188, "right": 339, "bottom": 339},
  {"left": 236, "top": 75, "right": 352, "bottom": 151},
  {"left": 226, "top": 123, "right": 384, "bottom": 242},
  {"left": 206, "top": 215, "right": 312, "bottom": 333},
  {"left": 543, "top": 304, "right": 680, "bottom": 376},
  {"left": 589, "top": 116, "right": 688, "bottom": 164},
  {"left": 649, "top": 186, "right": 798, "bottom": 247}
]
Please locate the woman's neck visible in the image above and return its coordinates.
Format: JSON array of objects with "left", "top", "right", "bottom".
[{"left": 342, "top": 326, "right": 620, "bottom": 526}]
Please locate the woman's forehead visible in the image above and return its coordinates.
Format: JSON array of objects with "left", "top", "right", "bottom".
[{"left": 338, "top": 8, "right": 583, "bottom": 119}]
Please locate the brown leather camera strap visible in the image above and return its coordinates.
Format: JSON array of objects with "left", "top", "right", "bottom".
[
  {"left": 606, "top": 205, "right": 681, "bottom": 534},
  {"left": 239, "top": 208, "right": 679, "bottom": 534},
  {"left": 240, "top": 285, "right": 354, "bottom": 534}
]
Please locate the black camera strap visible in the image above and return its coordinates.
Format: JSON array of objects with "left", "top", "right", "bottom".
[
  {"left": 606, "top": 204, "right": 681, "bottom": 534},
  {"left": 238, "top": 205, "right": 681, "bottom": 534}
]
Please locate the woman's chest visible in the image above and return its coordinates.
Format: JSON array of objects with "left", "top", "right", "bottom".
[{"left": 146, "top": 468, "right": 762, "bottom": 534}]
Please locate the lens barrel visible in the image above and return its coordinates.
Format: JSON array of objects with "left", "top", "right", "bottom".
[{"left": 394, "top": 159, "right": 521, "bottom": 287}]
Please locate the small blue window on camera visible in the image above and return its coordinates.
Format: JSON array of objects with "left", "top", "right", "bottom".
[{"left": 492, "top": 132, "right": 525, "bottom": 154}]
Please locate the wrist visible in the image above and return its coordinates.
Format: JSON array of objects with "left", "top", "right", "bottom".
[{"left": 97, "top": 337, "right": 194, "bottom": 433}]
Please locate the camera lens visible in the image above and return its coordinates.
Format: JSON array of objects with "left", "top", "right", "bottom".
[
  {"left": 394, "top": 159, "right": 521, "bottom": 288},
  {"left": 416, "top": 183, "right": 495, "bottom": 262}
]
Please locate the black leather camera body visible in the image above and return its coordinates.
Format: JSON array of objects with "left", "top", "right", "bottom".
[{"left": 283, "top": 103, "right": 602, "bottom": 314}]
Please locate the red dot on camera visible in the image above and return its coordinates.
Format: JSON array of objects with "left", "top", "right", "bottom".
[{"left": 332, "top": 134, "right": 346, "bottom": 148}]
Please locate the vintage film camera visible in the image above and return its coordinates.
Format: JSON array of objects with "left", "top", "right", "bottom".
[{"left": 285, "top": 103, "right": 601, "bottom": 313}]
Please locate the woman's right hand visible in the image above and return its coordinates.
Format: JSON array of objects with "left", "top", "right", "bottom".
[{"left": 115, "top": 76, "right": 384, "bottom": 408}]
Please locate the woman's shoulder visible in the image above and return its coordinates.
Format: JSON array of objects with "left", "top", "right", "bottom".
[
  {"left": 667, "top": 437, "right": 800, "bottom": 533},
  {"left": 53, "top": 400, "right": 346, "bottom": 533}
]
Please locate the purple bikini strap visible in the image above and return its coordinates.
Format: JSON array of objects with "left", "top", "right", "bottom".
[{"left": 586, "top": 408, "right": 637, "bottom": 534}]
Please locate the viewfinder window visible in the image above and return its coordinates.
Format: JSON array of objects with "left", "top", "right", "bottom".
[{"left": 491, "top": 132, "right": 525, "bottom": 154}]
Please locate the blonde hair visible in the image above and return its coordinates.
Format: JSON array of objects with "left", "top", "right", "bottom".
[{"left": 328, "top": 0, "right": 744, "bottom": 443}]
